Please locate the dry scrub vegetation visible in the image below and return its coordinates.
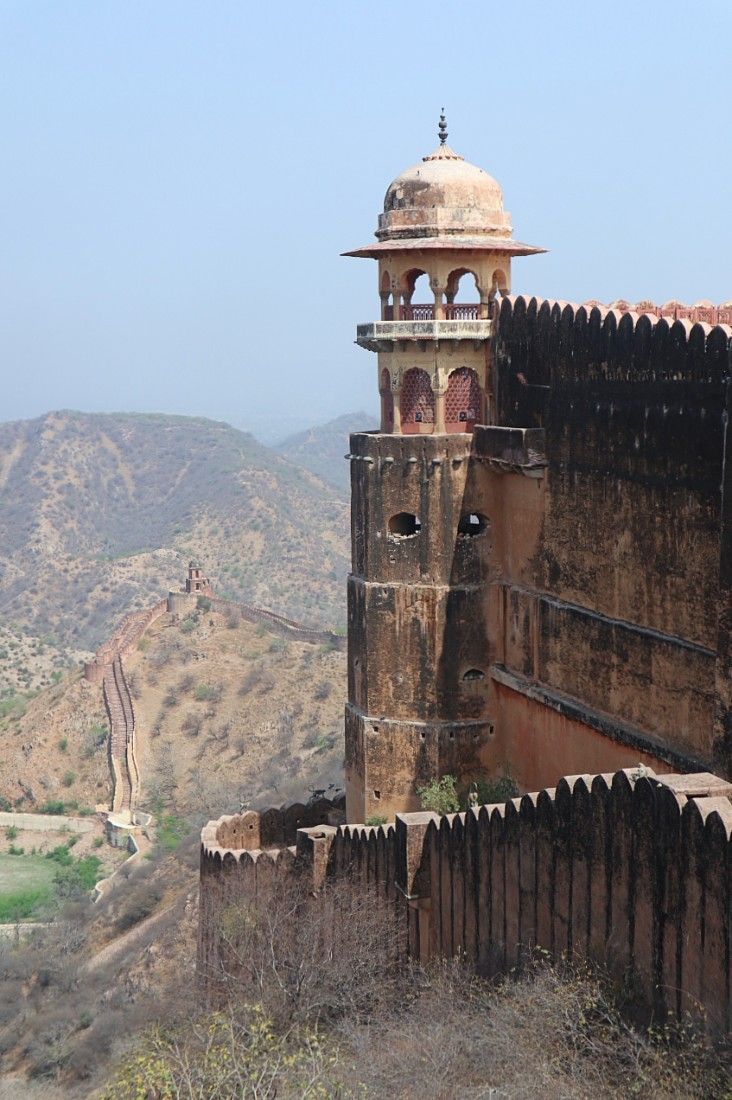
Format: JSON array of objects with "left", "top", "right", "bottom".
[
  {"left": 129, "top": 606, "right": 345, "bottom": 817},
  {"left": 0, "top": 606, "right": 346, "bottom": 818},
  {"left": 0, "top": 851, "right": 728, "bottom": 1098},
  {"left": 109, "top": 873, "right": 729, "bottom": 1099},
  {"left": 0, "top": 410, "right": 348, "bottom": 666}
]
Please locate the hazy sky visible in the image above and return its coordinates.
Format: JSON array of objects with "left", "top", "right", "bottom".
[{"left": 1, "top": 1, "right": 730, "bottom": 441}]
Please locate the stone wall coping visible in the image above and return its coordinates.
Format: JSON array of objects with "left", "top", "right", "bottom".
[{"left": 201, "top": 767, "right": 732, "bottom": 856}]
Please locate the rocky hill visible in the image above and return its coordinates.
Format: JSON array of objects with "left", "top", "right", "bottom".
[
  {"left": 276, "top": 411, "right": 375, "bottom": 492},
  {"left": 0, "top": 410, "right": 349, "bottom": 696},
  {"left": 1, "top": 603, "right": 345, "bottom": 819}
]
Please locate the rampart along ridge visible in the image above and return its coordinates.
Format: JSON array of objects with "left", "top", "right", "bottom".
[
  {"left": 84, "top": 578, "right": 345, "bottom": 819},
  {"left": 198, "top": 767, "right": 732, "bottom": 1034}
]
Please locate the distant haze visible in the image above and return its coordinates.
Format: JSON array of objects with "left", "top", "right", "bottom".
[{"left": 1, "top": 1, "right": 730, "bottom": 429}]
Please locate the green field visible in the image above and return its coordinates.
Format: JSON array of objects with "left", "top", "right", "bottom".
[{"left": 0, "top": 853, "right": 57, "bottom": 921}]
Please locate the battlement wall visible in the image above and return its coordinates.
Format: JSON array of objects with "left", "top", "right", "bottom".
[
  {"left": 198, "top": 767, "right": 732, "bottom": 1033},
  {"left": 490, "top": 295, "right": 732, "bottom": 777},
  {"left": 84, "top": 599, "right": 168, "bottom": 682}
]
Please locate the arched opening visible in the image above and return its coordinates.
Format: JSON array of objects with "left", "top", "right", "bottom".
[
  {"left": 462, "top": 668, "right": 485, "bottom": 681},
  {"left": 400, "top": 368, "right": 435, "bottom": 433},
  {"left": 446, "top": 268, "right": 481, "bottom": 319},
  {"left": 402, "top": 269, "right": 434, "bottom": 320},
  {"left": 445, "top": 367, "right": 483, "bottom": 432},
  {"left": 380, "top": 368, "right": 394, "bottom": 433},
  {"left": 457, "top": 512, "right": 489, "bottom": 537},
  {"left": 492, "top": 269, "right": 508, "bottom": 300},
  {"left": 388, "top": 512, "right": 421, "bottom": 538}
]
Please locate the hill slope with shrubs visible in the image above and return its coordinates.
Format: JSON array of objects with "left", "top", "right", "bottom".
[
  {"left": 0, "top": 603, "right": 345, "bottom": 818},
  {"left": 0, "top": 410, "right": 349, "bottom": 697}
]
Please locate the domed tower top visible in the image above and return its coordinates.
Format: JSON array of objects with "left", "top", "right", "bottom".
[
  {"left": 344, "top": 116, "right": 546, "bottom": 437},
  {"left": 345, "top": 112, "right": 544, "bottom": 259}
]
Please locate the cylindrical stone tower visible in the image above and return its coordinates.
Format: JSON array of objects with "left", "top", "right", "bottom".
[{"left": 343, "top": 116, "right": 545, "bottom": 822}]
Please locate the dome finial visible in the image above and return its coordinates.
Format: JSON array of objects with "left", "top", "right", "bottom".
[{"left": 438, "top": 108, "right": 448, "bottom": 146}]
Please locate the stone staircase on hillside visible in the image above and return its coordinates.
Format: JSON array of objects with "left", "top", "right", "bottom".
[{"left": 103, "top": 656, "right": 138, "bottom": 819}]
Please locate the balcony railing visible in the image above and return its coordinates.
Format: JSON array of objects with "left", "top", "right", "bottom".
[{"left": 399, "top": 303, "right": 482, "bottom": 321}]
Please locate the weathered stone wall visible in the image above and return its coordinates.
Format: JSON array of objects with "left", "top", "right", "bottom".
[
  {"left": 166, "top": 591, "right": 346, "bottom": 651},
  {"left": 198, "top": 767, "right": 732, "bottom": 1034},
  {"left": 84, "top": 599, "right": 168, "bottom": 682},
  {"left": 490, "top": 296, "right": 732, "bottom": 782},
  {"left": 347, "top": 431, "right": 495, "bottom": 821}
]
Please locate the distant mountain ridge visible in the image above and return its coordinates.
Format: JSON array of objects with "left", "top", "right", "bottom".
[
  {"left": 0, "top": 410, "right": 349, "bottom": 686},
  {"left": 276, "top": 411, "right": 376, "bottom": 492}
]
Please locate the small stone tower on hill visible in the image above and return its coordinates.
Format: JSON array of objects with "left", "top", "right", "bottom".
[
  {"left": 343, "top": 116, "right": 545, "bottom": 822},
  {"left": 185, "top": 561, "right": 211, "bottom": 595}
]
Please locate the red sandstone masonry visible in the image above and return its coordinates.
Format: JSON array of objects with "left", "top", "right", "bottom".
[{"left": 198, "top": 768, "right": 732, "bottom": 1034}]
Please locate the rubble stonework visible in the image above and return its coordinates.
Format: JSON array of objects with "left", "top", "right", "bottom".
[{"left": 198, "top": 767, "right": 732, "bottom": 1034}]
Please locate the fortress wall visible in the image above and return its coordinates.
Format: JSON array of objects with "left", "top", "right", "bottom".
[
  {"left": 488, "top": 679, "right": 673, "bottom": 793},
  {"left": 84, "top": 599, "right": 168, "bottom": 681},
  {"left": 491, "top": 296, "right": 732, "bottom": 776},
  {"left": 218, "top": 599, "right": 346, "bottom": 650},
  {"left": 419, "top": 769, "right": 732, "bottom": 1032},
  {"left": 198, "top": 768, "right": 732, "bottom": 1033}
]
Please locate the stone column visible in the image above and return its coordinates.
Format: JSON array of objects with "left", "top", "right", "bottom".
[
  {"left": 392, "top": 283, "right": 401, "bottom": 321},
  {"left": 433, "top": 375, "right": 447, "bottom": 434},
  {"left": 380, "top": 292, "right": 390, "bottom": 320},
  {"left": 433, "top": 282, "right": 446, "bottom": 321},
  {"left": 392, "top": 385, "right": 402, "bottom": 434}
]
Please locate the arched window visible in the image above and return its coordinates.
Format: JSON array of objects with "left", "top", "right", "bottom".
[
  {"left": 402, "top": 269, "right": 433, "bottom": 320},
  {"left": 400, "top": 368, "right": 434, "bottom": 432},
  {"left": 446, "top": 268, "right": 480, "bottom": 320},
  {"left": 380, "top": 368, "right": 394, "bottom": 433},
  {"left": 445, "top": 367, "right": 482, "bottom": 432}
]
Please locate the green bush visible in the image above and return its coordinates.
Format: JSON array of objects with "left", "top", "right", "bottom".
[
  {"left": 5, "top": 825, "right": 18, "bottom": 841},
  {"left": 365, "top": 814, "right": 387, "bottom": 826},
  {"left": 53, "top": 854, "right": 101, "bottom": 898},
  {"left": 473, "top": 773, "right": 519, "bottom": 807},
  {"left": 62, "top": 770, "right": 76, "bottom": 788},
  {"left": 37, "top": 800, "right": 66, "bottom": 815},
  {"left": 417, "top": 775, "right": 460, "bottom": 815},
  {"left": 156, "top": 812, "right": 189, "bottom": 851},
  {"left": 180, "top": 617, "right": 197, "bottom": 635},
  {"left": 8, "top": 844, "right": 25, "bottom": 856},
  {"left": 46, "top": 844, "right": 73, "bottom": 866},
  {"left": 196, "top": 596, "right": 212, "bottom": 612},
  {"left": 58, "top": 737, "right": 68, "bottom": 752}
]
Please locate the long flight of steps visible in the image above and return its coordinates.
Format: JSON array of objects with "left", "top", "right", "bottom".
[{"left": 102, "top": 656, "right": 138, "bottom": 819}]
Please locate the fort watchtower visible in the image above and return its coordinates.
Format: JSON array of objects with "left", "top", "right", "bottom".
[
  {"left": 343, "top": 116, "right": 545, "bottom": 822},
  {"left": 185, "top": 561, "right": 211, "bottom": 595}
]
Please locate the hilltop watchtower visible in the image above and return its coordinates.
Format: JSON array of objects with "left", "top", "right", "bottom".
[
  {"left": 186, "top": 561, "right": 211, "bottom": 596},
  {"left": 343, "top": 116, "right": 545, "bottom": 822}
]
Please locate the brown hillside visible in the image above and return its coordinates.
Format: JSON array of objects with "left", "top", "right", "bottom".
[
  {"left": 0, "top": 411, "right": 349, "bottom": 689},
  {"left": 1, "top": 604, "right": 346, "bottom": 818}
]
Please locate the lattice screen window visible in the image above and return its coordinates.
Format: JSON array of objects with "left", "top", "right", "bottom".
[
  {"left": 400, "top": 368, "right": 435, "bottom": 423},
  {"left": 445, "top": 367, "right": 481, "bottom": 422}
]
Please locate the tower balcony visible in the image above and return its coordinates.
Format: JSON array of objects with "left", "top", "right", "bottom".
[{"left": 356, "top": 304, "right": 492, "bottom": 352}]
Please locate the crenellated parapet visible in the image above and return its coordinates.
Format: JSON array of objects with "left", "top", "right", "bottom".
[
  {"left": 198, "top": 767, "right": 732, "bottom": 1033},
  {"left": 495, "top": 294, "right": 731, "bottom": 390}
]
